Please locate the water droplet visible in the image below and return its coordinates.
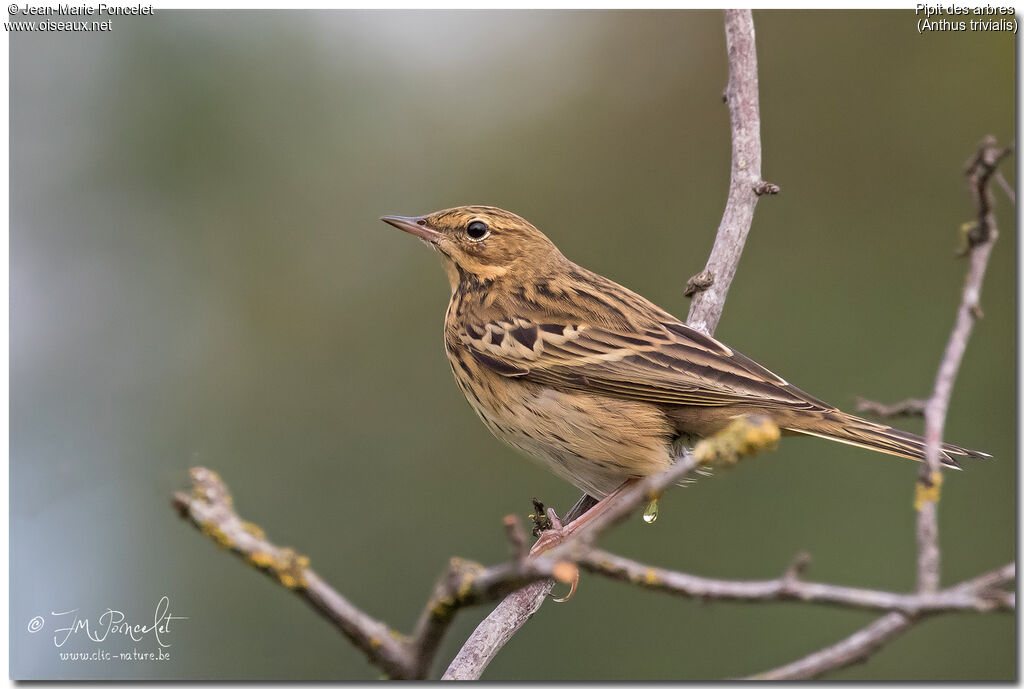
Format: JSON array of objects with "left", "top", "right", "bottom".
[{"left": 642, "top": 498, "right": 659, "bottom": 524}]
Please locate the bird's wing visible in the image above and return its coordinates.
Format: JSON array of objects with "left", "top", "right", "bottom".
[{"left": 457, "top": 316, "right": 832, "bottom": 411}]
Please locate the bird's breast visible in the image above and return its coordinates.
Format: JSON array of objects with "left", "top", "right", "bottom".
[{"left": 443, "top": 336, "right": 675, "bottom": 498}]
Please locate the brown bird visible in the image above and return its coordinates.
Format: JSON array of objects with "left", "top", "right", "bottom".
[{"left": 380, "top": 206, "right": 987, "bottom": 507}]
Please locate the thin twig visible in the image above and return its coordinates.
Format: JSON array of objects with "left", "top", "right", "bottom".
[
  {"left": 448, "top": 10, "right": 773, "bottom": 678},
  {"left": 503, "top": 515, "right": 529, "bottom": 562},
  {"left": 917, "top": 137, "right": 1010, "bottom": 593},
  {"left": 748, "top": 561, "right": 1017, "bottom": 681},
  {"left": 993, "top": 169, "right": 1014, "bottom": 205},
  {"left": 749, "top": 138, "right": 1011, "bottom": 681},
  {"left": 854, "top": 396, "right": 926, "bottom": 418},
  {"left": 579, "top": 549, "right": 1013, "bottom": 615}
]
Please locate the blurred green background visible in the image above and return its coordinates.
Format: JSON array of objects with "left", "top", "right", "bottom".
[{"left": 10, "top": 10, "right": 1014, "bottom": 680}]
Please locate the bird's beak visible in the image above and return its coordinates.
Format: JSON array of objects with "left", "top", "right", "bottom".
[{"left": 380, "top": 215, "right": 440, "bottom": 244}]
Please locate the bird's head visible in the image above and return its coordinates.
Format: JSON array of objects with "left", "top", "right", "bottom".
[{"left": 380, "top": 205, "right": 563, "bottom": 289}]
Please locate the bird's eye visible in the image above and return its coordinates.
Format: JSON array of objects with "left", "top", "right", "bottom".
[{"left": 466, "top": 220, "right": 490, "bottom": 241}]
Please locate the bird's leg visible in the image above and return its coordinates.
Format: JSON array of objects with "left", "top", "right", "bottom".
[
  {"left": 528, "top": 479, "right": 638, "bottom": 557},
  {"left": 527, "top": 480, "right": 638, "bottom": 602}
]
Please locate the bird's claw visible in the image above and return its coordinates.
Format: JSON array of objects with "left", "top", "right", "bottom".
[
  {"left": 550, "top": 568, "right": 579, "bottom": 603},
  {"left": 528, "top": 508, "right": 580, "bottom": 602}
]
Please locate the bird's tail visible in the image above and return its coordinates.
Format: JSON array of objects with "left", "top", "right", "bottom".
[{"left": 781, "top": 409, "right": 990, "bottom": 469}]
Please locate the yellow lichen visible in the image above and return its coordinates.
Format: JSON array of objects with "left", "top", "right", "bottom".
[
  {"left": 956, "top": 221, "right": 978, "bottom": 256},
  {"left": 273, "top": 548, "right": 309, "bottom": 590},
  {"left": 241, "top": 521, "right": 266, "bottom": 540},
  {"left": 695, "top": 415, "right": 780, "bottom": 467},
  {"left": 200, "top": 522, "right": 234, "bottom": 550},
  {"left": 643, "top": 568, "right": 660, "bottom": 586},
  {"left": 456, "top": 574, "right": 475, "bottom": 600},
  {"left": 431, "top": 596, "right": 455, "bottom": 620},
  {"left": 249, "top": 550, "right": 275, "bottom": 568},
  {"left": 915, "top": 471, "right": 944, "bottom": 510}
]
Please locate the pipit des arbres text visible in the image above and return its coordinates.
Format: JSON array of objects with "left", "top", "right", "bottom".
[{"left": 381, "top": 206, "right": 987, "bottom": 538}]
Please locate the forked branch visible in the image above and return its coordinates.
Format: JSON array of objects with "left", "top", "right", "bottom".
[
  {"left": 173, "top": 461, "right": 1012, "bottom": 680},
  {"left": 749, "top": 137, "right": 1012, "bottom": 680}
]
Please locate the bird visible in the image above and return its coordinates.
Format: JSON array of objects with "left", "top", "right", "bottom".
[{"left": 380, "top": 205, "right": 988, "bottom": 512}]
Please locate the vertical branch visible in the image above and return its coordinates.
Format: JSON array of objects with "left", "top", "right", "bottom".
[
  {"left": 915, "top": 137, "right": 1010, "bottom": 593},
  {"left": 749, "top": 138, "right": 1012, "bottom": 680},
  {"left": 685, "top": 8, "right": 777, "bottom": 336},
  {"left": 444, "top": 10, "right": 773, "bottom": 680}
]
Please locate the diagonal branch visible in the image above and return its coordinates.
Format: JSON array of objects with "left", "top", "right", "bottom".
[
  {"left": 173, "top": 467, "right": 583, "bottom": 679},
  {"left": 743, "top": 565, "right": 1015, "bottom": 681},
  {"left": 746, "top": 561, "right": 1017, "bottom": 680},
  {"left": 746, "top": 612, "right": 914, "bottom": 680},
  {"left": 173, "top": 467, "right": 416, "bottom": 678}
]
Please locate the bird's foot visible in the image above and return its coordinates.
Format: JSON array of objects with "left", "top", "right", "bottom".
[
  {"left": 529, "top": 505, "right": 596, "bottom": 555},
  {"left": 528, "top": 508, "right": 579, "bottom": 602},
  {"left": 528, "top": 508, "right": 565, "bottom": 556}
]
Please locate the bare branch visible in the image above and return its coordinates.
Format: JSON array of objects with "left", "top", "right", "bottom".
[
  {"left": 742, "top": 563, "right": 1024, "bottom": 684},
  {"left": 173, "top": 468, "right": 416, "bottom": 678},
  {"left": 745, "top": 563, "right": 1020, "bottom": 682},
  {"left": 993, "top": 169, "right": 1014, "bottom": 205},
  {"left": 746, "top": 612, "right": 914, "bottom": 680},
  {"left": 748, "top": 138, "right": 1012, "bottom": 681},
  {"left": 578, "top": 549, "right": 1013, "bottom": 615},
  {"left": 503, "top": 514, "right": 529, "bottom": 562},
  {"left": 440, "top": 580, "right": 552, "bottom": 681},
  {"left": 685, "top": 9, "right": 776, "bottom": 335},
  {"left": 917, "top": 136, "right": 1010, "bottom": 593},
  {"left": 174, "top": 467, "right": 553, "bottom": 680},
  {"left": 854, "top": 396, "right": 926, "bottom": 418}
]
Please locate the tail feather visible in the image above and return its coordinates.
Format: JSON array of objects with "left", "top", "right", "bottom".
[{"left": 782, "top": 410, "right": 990, "bottom": 470}]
